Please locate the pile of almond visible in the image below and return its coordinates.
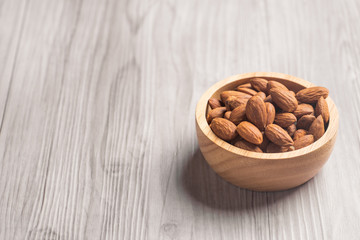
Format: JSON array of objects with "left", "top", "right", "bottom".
[{"left": 207, "top": 78, "right": 330, "bottom": 153}]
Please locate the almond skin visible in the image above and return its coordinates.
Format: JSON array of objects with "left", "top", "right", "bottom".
[
  {"left": 293, "top": 104, "right": 314, "bottom": 118},
  {"left": 296, "top": 87, "right": 329, "bottom": 103},
  {"left": 315, "top": 96, "right": 330, "bottom": 124},
  {"left": 264, "top": 95, "right": 272, "bottom": 102},
  {"left": 267, "top": 81, "right": 288, "bottom": 92},
  {"left": 206, "top": 107, "right": 227, "bottom": 123},
  {"left": 210, "top": 118, "right": 238, "bottom": 141},
  {"left": 265, "top": 124, "right": 294, "bottom": 146},
  {"left": 274, "top": 113, "right": 297, "bottom": 128},
  {"left": 234, "top": 140, "right": 263, "bottom": 153},
  {"left": 255, "top": 92, "right": 266, "bottom": 100},
  {"left": 294, "top": 134, "right": 314, "bottom": 150},
  {"left": 259, "top": 132, "right": 270, "bottom": 152},
  {"left": 308, "top": 115, "right": 325, "bottom": 140},
  {"left": 237, "top": 83, "right": 252, "bottom": 89},
  {"left": 293, "top": 129, "right": 308, "bottom": 141},
  {"left": 266, "top": 143, "right": 291, "bottom": 153},
  {"left": 297, "top": 114, "right": 316, "bottom": 130},
  {"left": 220, "top": 91, "right": 251, "bottom": 103},
  {"left": 270, "top": 88, "right": 298, "bottom": 112},
  {"left": 287, "top": 124, "right": 296, "bottom": 137},
  {"left": 225, "top": 96, "right": 249, "bottom": 111},
  {"left": 250, "top": 78, "right": 268, "bottom": 92},
  {"left": 265, "top": 102, "right": 275, "bottom": 125},
  {"left": 235, "top": 87, "right": 257, "bottom": 96},
  {"left": 208, "top": 98, "right": 223, "bottom": 109},
  {"left": 236, "top": 121, "right": 263, "bottom": 145},
  {"left": 224, "top": 111, "right": 231, "bottom": 120},
  {"left": 246, "top": 95, "right": 267, "bottom": 131},
  {"left": 229, "top": 105, "right": 246, "bottom": 125}
]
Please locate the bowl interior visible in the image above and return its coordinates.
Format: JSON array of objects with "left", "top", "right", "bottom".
[{"left": 198, "top": 72, "right": 338, "bottom": 159}]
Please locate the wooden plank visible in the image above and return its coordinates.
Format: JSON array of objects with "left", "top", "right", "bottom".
[{"left": 0, "top": 0, "right": 359, "bottom": 239}]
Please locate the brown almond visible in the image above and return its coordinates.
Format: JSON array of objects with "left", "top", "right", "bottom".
[
  {"left": 236, "top": 87, "right": 257, "bottom": 96},
  {"left": 250, "top": 78, "right": 268, "bottom": 92},
  {"left": 270, "top": 88, "right": 298, "bottom": 112},
  {"left": 255, "top": 92, "right": 266, "bottom": 100},
  {"left": 234, "top": 140, "right": 263, "bottom": 153},
  {"left": 315, "top": 96, "right": 330, "bottom": 124},
  {"left": 208, "top": 98, "right": 222, "bottom": 109},
  {"left": 210, "top": 118, "right": 238, "bottom": 141},
  {"left": 274, "top": 113, "right": 297, "bottom": 128},
  {"left": 266, "top": 143, "right": 292, "bottom": 153},
  {"left": 246, "top": 95, "right": 267, "bottom": 131},
  {"left": 229, "top": 105, "right": 246, "bottom": 125},
  {"left": 287, "top": 124, "right": 296, "bottom": 137},
  {"left": 259, "top": 132, "right": 269, "bottom": 152},
  {"left": 236, "top": 121, "right": 263, "bottom": 145},
  {"left": 264, "top": 95, "right": 272, "bottom": 102},
  {"left": 308, "top": 115, "right": 325, "bottom": 140},
  {"left": 265, "top": 124, "right": 294, "bottom": 146},
  {"left": 267, "top": 81, "right": 288, "bottom": 92},
  {"left": 296, "top": 87, "right": 329, "bottom": 103},
  {"left": 220, "top": 91, "right": 251, "bottom": 103},
  {"left": 237, "top": 83, "right": 252, "bottom": 89},
  {"left": 294, "top": 134, "right": 314, "bottom": 150},
  {"left": 225, "top": 96, "right": 249, "bottom": 111},
  {"left": 265, "top": 102, "right": 275, "bottom": 125},
  {"left": 293, "top": 104, "right": 314, "bottom": 118},
  {"left": 206, "top": 107, "right": 227, "bottom": 123},
  {"left": 224, "top": 111, "right": 231, "bottom": 120},
  {"left": 296, "top": 115, "right": 316, "bottom": 130},
  {"left": 293, "top": 129, "right": 308, "bottom": 141}
]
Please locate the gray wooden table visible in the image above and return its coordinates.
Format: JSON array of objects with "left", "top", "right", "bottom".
[{"left": 0, "top": 0, "right": 359, "bottom": 239}]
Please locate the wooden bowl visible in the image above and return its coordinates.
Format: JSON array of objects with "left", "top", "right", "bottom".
[{"left": 195, "top": 72, "right": 339, "bottom": 191}]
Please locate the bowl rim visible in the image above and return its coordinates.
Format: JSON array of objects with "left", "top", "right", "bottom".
[{"left": 195, "top": 72, "right": 339, "bottom": 159}]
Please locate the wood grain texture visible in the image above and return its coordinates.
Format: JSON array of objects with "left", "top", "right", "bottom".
[{"left": 0, "top": 0, "right": 359, "bottom": 239}]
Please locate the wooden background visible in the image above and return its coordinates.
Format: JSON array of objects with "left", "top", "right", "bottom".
[{"left": 0, "top": 0, "right": 359, "bottom": 239}]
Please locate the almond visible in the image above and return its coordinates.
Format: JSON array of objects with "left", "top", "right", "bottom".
[
  {"left": 236, "top": 87, "right": 257, "bottom": 96},
  {"left": 259, "top": 132, "right": 269, "bottom": 152},
  {"left": 236, "top": 121, "right": 263, "bottom": 145},
  {"left": 237, "top": 83, "right": 252, "bottom": 89},
  {"left": 246, "top": 95, "right": 267, "bottom": 131},
  {"left": 270, "top": 88, "right": 298, "bottom": 112},
  {"left": 293, "top": 104, "right": 314, "bottom": 118},
  {"left": 229, "top": 105, "right": 246, "bottom": 125},
  {"left": 224, "top": 111, "right": 231, "bottom": 120},
  {"left": 210, "top": 118, "right": 238, "bottom": 141},
  {"left": 208, "top": 98, "right": 223, "bottom": 109},
  {"left": 206, "top": 107, "right": 227, "bottom": 123},
  {"left": 267, "top": 80, "right": 288, "bottom": 92},
  {"left": 294, "top": 134, "right": 314, "bottom": 150},
  {"left": 293, "top": 129, "right": 307, "bottom": 141},
  {"left": 295, "top": 87, "right": 329, "bottom": 103},
  {"left": 264, "top": 95, "right": 272, "bottom": 102},
  {"left": 250, "top": 78, "right": 268, "bottom": 92},
  {"left": 287, "top": 124, "right": 296, "bottom": 137},
  {"left": 220, "top": 91, "right": 251, "bottom": 103},
  {"left": 265, "top": 102, "right": 275, "bottom": 125},
  {"left": 315, "top": 96, "right": 330, "bottom": 124},
  {"left": 296, "top": 114, "right": 316, "bottom": 130},
  {"left": 266, "top": 143, "right": 292, "bottom": 153},
  {"left": 234, "top": 140, "right": 263, "bottom": 153},
  {"left": 265, "top": 124, "right": 294, "bottom": 146},
  {"left": 255, "top": 92, "right": 266, "bottom": 100},
  {"left": 308, "top": 115, "right": 325, "bottom": 140},
  {"left": 225, "top": 96, "right": 249, "bottom": 111},
  {"left": 274, "top": 113, "right": 297, "bottom": 128}
]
